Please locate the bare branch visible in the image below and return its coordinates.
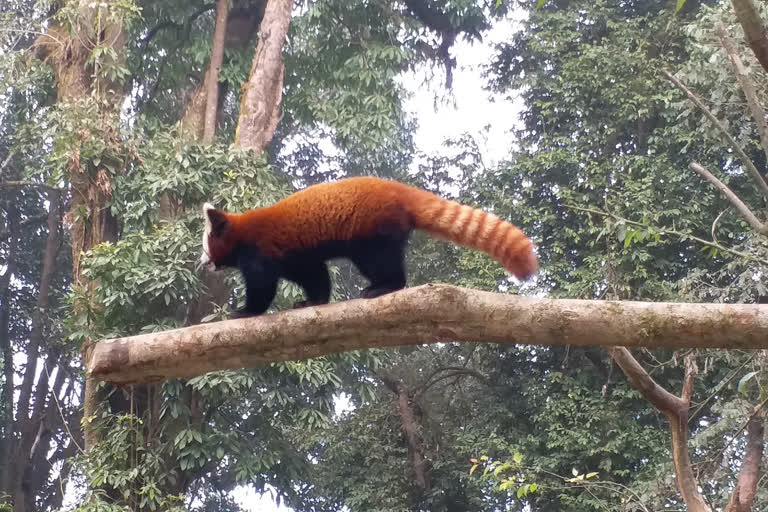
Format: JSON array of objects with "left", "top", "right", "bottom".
[
  {"left": 566, "top": 204, "right": 768, "bottom": 266},
  {"left": 87, "top": 284, "right": 768, "bottom": 386},
  {"left": 715, "top": 23, "right": 768, "bottom": 167},
  {"left": 0, "top": 181, "right": 65, "bottom": 191},
  {"left": 662, "top": 69, "right": 768, "bottom": 201},
  {"left": 731, "top": 0, "right": 768, "bottom": 74},
  {"left": 609, "top": 347, "right": 685, "bottom": 414},
  {"left": 711, "top": 208, "right": 730, "bottom": 242},
  {"left": 689, "top": 162, "right": 767, "bottom": 235},
  {"left": 610, "top": 348, "right": 712, "bottom": 512}
]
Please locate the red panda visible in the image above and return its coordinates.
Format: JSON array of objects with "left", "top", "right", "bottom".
[{"left": 201, "top": 176, "right": 537, "bottom": 317}]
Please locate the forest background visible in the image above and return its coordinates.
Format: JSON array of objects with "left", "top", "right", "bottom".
[{"left": 1, "top": 0, "right": 767, "bottom": 510}]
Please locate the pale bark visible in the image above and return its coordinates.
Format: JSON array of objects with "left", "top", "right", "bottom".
[
  {"left": 663, "top": 70, "right": 768, "bottom": 201},
  {"left": 724, "top": 408, "right": 764, "bottom": 512},
  {"left": 689, "top": 162, "right": 767, "bottom": 235},
  {"left": 715, "top": 23, "right": 768, "bottom": 170},
  {"left": 179, "top": 4, "right": 264, "bottom": 138},
  {"left": 234, "top": 0, "right": 292, "bottom": 151},
  {"left": 202, "top": 0, "right": 229, "bottom": 144},
  {"left": 379, "top": 371, "right": 430, "bottom": 492},
  {"left": 731, "top": 0, "right": 768, "bottom": 74},
  {"left": 611, "top": 349, "right": 712, "bottom": 512},
  {"left": 88, "top": 284, "right": 768, "bottom": 385}
]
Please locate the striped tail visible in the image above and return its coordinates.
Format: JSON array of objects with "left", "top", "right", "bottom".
[{"left": 405, "top": 189, "right": 538, "bottom": 280}]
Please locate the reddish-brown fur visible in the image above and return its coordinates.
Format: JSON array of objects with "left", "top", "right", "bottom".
[{"left": 210, "top": 177, "right": 537, "bottom": 279}]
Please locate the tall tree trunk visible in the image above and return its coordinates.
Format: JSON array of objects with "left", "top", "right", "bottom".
[
  {"left": 234, "top": 0, "right": 292, "bottom": 152},
  {"left": 0, "top": 210, "right": 19, "bottom": 500},
  {"left": 176, "top": 0, "right": 269, "bottom": 323},
  {"left": 0, "top": 190, "right": 62, "bottom": 511},
  {"left": 180, "top": 2, "right": 265, "bottom": 140},
  {"left": 35, "top": 0, "right": 126, "bottom": 452},
  {"left": 202, "top": 0, "right": 230, "bottom": 144}
]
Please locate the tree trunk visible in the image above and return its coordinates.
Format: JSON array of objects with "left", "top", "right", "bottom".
[
  {"left": 379, "top": 371, "right": 430, "bottom": 493},
  {"left": 234, "top": 0, "right": 292, "bottom": 151},
  {"left": 0, "top": 189, "right": 62, "bottom": 511},
  {"left": 179, "top": 2, "right": 265, "bottom": 140},
  {"left": 34, "top": 0, "right": 126, "bottom": 452},
  {"left": 202, "top": 0, "right": 230, "bottom": 143}
]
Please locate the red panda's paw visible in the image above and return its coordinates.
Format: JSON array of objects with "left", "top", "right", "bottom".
[
  {"left": 293, "top": 300, "right": 324, "bottom": 309},
  {"left": 230, "top": 308, "right": 258, "bottom": 319}
]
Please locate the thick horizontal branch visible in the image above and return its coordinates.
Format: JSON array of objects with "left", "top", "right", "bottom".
[{"left": 88, "top": 284, "right": 768, "bottom": 385}]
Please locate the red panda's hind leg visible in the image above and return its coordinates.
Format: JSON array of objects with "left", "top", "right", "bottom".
[
  {"left": 350, "top": 235, "right": 408, "bottom": 300},
  {"left": 284, "top": 261, "right": 331, "bottom": 309}
]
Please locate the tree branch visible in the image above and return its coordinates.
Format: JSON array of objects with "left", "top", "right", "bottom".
[
  {"left": 730, "top": 0, "right": 768, "bottom": 74},
  {"left": 87, "top": 284, "right": 768, "bottom": 386},
  {"left": 0, "top": 181, "right": 65, "bottom": 191},
  {"left": 565, "top": 204, "right": 768, "bottom": 266},
  {"left": 610, "top": 348, "right": 712, "bottom": 512},
  {"left": 662, "top": 69, "right": 768, "bottom": 201},
  {"left": 715, "top": 23, "right": 768, "bottom": 167},
  {"left": 725, "top": 406, "right": 764, "bottom": 512},
  {"left": 688, "top": 162, "right": 767, "bottom": 235},
  {"left": 609, "top": 347, "right": 685, "bottom": 414},
  {"left": 378, "top": 369, "right": 430, "bottom": 492}
]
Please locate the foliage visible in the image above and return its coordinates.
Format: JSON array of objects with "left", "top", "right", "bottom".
[{"left": 3, "top": 0, "right": 768, "bottom": 510}]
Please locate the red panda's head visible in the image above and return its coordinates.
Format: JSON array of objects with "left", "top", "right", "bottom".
[{"left": 201, "top": 203, "right": 238, "bottom": 271}]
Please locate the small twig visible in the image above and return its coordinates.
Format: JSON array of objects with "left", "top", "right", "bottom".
[
  {"left": 1, "top": 181, "right": 65, "bottom": 191},
  {"left": 662, "top": 69, "right": 768, "bottom": 201},
  {"left": 45, "top": 364, "right": 84, "bottom": 456},
  {"left": 715, "top": 23, "right": 768, "bottom": 170},
  {"left": 566, "top": 204, "right": 768, "bottom": 266},
  {"left": 0, "top": 153, "right": 11, "bottom": 176},
  {"left": 711, "top": 208, "right": 730, "bottom": 243},
  {"left": 689, "top": 162, "right": 767, "bottom": 235}
]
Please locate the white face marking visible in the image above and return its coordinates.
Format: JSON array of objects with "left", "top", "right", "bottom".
[{"left": 200, "top": 202, "right": 215, "bottom": 270}]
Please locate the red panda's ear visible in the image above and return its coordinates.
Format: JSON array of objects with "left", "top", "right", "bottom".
[{"left": 203, "top": 203, "right": 230, "bottom": 237}]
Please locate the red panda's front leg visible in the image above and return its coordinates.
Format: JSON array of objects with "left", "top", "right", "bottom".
[{"left": 233, "top": 248, "right": 279, "bottom": 318}]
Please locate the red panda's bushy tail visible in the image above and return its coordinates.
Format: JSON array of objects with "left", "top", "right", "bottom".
[{"left": 404, "top": 188, "right": 538, "bottom": 280}]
